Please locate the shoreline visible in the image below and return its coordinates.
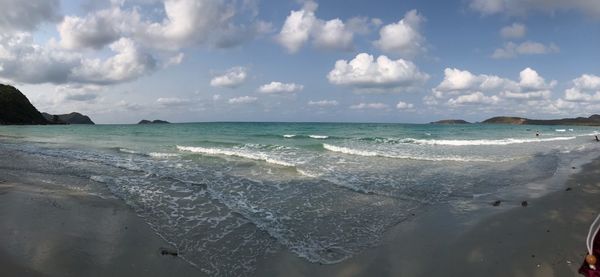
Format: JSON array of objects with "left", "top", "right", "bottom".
[
  {"left": 0, "top": 139, "right": 598, "bottom": 276},
  {"left": 255, "top": 156, "right": 600, "bottom": 276},
  {"left": 0, "top": 172, "right": 202, "bottom": 277}
]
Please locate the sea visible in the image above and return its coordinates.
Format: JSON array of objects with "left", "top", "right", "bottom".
[{"left": 1, "top": 122, "right": 599, "bottom": 276}]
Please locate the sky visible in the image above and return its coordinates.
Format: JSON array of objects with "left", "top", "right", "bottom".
[{"left": 1, "top": 0, "right": 600, "bottom": 124}]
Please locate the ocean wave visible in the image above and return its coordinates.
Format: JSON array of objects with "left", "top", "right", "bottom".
[
  {"left": 118, "top": 148, "right": 139, "bottom": 154},
  {"left": 401, "top": 136, "right": 576, "bottom": 146},
  {"left": 176, "top": 145, "right": 296, "bottom": 167},
  {"left": 149, "top": 152, "right": 180, "bottom": 158},
  {"left": 309, "top": 135, "right": 329, "bottom": 139},
  {"left": 283, "top": 134, "right": 296, "bottom": 138},
  {"left": 322, "top": 143, "right": 499, "bottom": 162}
]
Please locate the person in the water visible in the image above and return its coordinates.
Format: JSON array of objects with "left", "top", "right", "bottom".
[{"left": 595, "top": 135, "right": 599, "bottom": 142}]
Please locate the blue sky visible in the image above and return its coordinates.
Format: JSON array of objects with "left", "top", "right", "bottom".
[{"left": 1, "top": 0, "right": 600, "bottom": 124}]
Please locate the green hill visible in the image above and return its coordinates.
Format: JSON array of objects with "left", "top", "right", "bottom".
[{"left": 0, "top": 84, "right": 48, "bottom": 125}]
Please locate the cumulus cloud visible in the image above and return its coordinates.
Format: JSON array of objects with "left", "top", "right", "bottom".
[
  {"left": 57, "top": 0, "right": 270, "bottom": 51},
  {"left": 563, "top": 74, "right": 600, "bottom": 102},
  {"left": 468, "top": 0, "right": 600, "bottom": 18},
  {"left": 350, "top": 102, "right": 389, "bottom": 110},
  {"left": 373, "top": 10, "right": 426, "bottom": 58},
  {"left": 500, "top": 23, "right": 526, "bottom": 39},
  {"left": 157, "top": 97, "right": 190, "bottom": 106},
  {"left": 228, "top": 96, "right": 258, "bottom": 104},
  {"left": 276, "top": 1, "right": 372, "bottom": 53},
  {"left": 396, "top": 101, "right": 414, "bottom": 109},
  {"left": 0, "top": 34, "right": 156, "bottom": 85},
  {"left": 258, "top": 81, "right": 304, "bottom": 94},
  {"left": 492, "top": 41, "right": 559, "bottom": 59},
  {"left": 210, "top": 66, "right": 248, "bottom": 88},
  {"left": 308, "top": 100, "right": 339, "bottom": 107},
  {"left": 448, "top": 92, "right": 500, "bottom": 106},
  {"left": 430, "top": 67, "right": 556, "bottom": 107},
  {"left": 327, "top": 53, "right": 429, "bottom": 92},
  {"left": 0, "top": 0, "right": 62, "bottom": 32}
]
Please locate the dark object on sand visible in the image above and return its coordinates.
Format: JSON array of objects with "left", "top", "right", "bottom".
[
  {"left": 160, "top": 247, "right": 178, "bottom": 256},
  {"left": 596, "top": 135, "right": 599, "bottom": 142},
  {"left": 579, "top": 214, "right": 600, "bottom": 276},
  {"left": 492, "top": 200, "right": 501, "bottom": 206},
  {"left": 521, "top": 201, "right": 528, "bottom": 207},
  {"left": 566, "top": 187, "right": 573, "bottom": 191}
]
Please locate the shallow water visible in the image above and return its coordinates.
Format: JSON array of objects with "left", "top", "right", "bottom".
[{"left": 1, "top": 122, "right": 599, "bottom": 276}]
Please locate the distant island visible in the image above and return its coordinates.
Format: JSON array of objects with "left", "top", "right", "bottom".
[
  {"left": 483, "top": 115, "right": 600, "bottom": 126},
  {"left": 431, "top": 119, "right": 471, "bottom": 124},
  {"left": 430, "top": 115, "right": 600, "bottom": 126},
  {"left": 138, "top": 119, "right": 170, "bottom": 124},
  {"left": 0, "top": 84, "right": 94, "bottom": 125},
  {"left": 42, "top": 112, "right": 95, "bottom": 125}
]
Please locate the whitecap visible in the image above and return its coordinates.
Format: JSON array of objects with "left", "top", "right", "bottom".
[
  {"left": 322, "top": 143, "right": 498, "bottom": 162},
  {"left": 177, "top": 145, "right": 296, "bottom": 167},
  {"left": 401, "top": 136, "right": 576, "bottom": 146},
  {"left": 309, "top": 135, "right": 328, "bottom": 139}
]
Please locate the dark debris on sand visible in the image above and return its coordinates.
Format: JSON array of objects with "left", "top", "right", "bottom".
[
  {"left": 492, "top": 200, "right": 502, "bottom": 206},
  {"left": 159, "top": 247, "right": 178, "bottom": 257}
]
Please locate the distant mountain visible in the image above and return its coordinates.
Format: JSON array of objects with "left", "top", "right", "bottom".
[
  {"left": 138, "top": 119, "right": 170, "bottom": 124},
  {"left": 0, "top": 84, "right": 48, "bottom": 125},
  {"left": 483, "top": 115, "right": 600, "bottom": 126},
  {"left": 42, "top": 112, "right": 95, "bottom": 125},
  {"left": 431, "top": 119, "right": 471, "bottom": 124}
]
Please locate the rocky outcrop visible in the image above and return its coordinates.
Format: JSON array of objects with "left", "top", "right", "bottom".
[
  {"left": 42, "top": 112, "right": 95, "bottom": 125},
  {"left": 138, "top": 119, "right": 170, "bottom": 124},
  {"left": 0, "top": 84, "right": 48, "bottom": 125},
  {"left": 431, "top": 119, "right": 471, "bottom": 124}
]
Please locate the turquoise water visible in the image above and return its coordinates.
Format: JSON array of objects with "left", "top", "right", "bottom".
[{"left": 1, "top": 122, "right": 599, "bottom": 275}]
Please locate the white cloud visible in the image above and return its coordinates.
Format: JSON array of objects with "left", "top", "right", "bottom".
[
  {"left": 57, "top": 0, "right": 270, "bottom": 51},
  {"left": 431, "top": 67, "right": 556, "bottom": 107},
  {"left": 327, "top": 53, "right": 429, "bottom": 92},
  {"left": 0, "top": 34, "right": 155, "bottom": 85},
  {"left": 58, "top": 8, "right": 123, "bottom": 50},
  {"left": 468, "top": 0, "right": 600, "bottom": 18},
  {"left": 0, "top": 0, "right": 62, "bottom": 32},
  {"left": 492, "top": 41, "right": 559, "bottom": 59},
  {"left": 350, "top": 102, "right": 389, "bottom": 110},
  {"left": 396, "top": 101, "right": 414, "bottom": 109},
  {"left": 276, "top": 1, "right": 366, "bottom": 53},
  {"left": 70, "top": 38, "right": 156, "bottom": 85},
  {"left": 448, "top": 92, "right": 500, "bottom": 106},
  {"left": 258, "top": 81, "right": 304, "bottom": 94},
  {"left": 500, "top": 23, "right": 526, "bottom": 39},
  {"left": 373, "top": 10, "right": 426, "bottom": 58},
  {"left": 210, "top": 66, "right": 248, "bottom": 88},
  {"left": 308, "top": 100, "right": 339, "bottom": 107},
  {"left": 165, "top": 52, "right": 185, "bottom": 67},
  {"left": 157, "top": 97, "right": 190, "bottom": 106},
  {"left": 563, "top": 74, "right": 600, "bottom": 102},
  {"left": 228, "top": 96, "right": 258, "bottom": 104}
]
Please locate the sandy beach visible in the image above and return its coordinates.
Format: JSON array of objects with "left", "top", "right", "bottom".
[
  {"left": 0, "top": 170, "right": 201, "bottom": 276},
  {"left": 256, "top": 158, "right": 600, "bottom": 277},
  {"left": 0, "top": 141, "right": 599, "bottom": 276}
]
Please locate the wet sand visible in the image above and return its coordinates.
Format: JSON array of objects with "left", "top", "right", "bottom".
[
  {"left": 1, "top": 154, "right": 599, "bottom": 276},
  {"left": 255, "top": 158, "right": 600, "bottom": 276},
  {"left": 0, "top": 177, "right": 201, "bottom": 277}
]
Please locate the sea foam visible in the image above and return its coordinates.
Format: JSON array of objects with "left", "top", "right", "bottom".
[
  {"left": 322, "top": 143, "right": 498, "bottom": 162},
  {"left": 177, "top": 145, "right": 296, "bottom": 167}
]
